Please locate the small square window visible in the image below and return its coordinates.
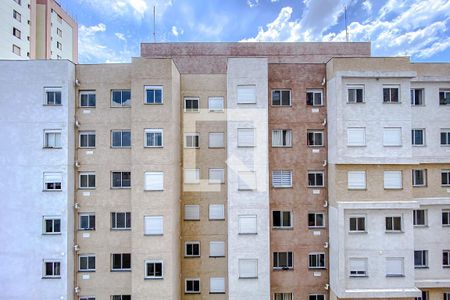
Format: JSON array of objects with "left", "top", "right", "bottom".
[
  {"left": 57, "top": 28, "right": 62, "bottom": 37},
  {"left": 308, "top": 171, "right": 324, "bottom": 187},
  {"left": 43, "top": 260, "right": 61, "bottom": 278},
  {"left": 44, "top": 130, "right": 62, "bottom": 148},
  {"left": 145, "top": 129, "right": 163, "bottom": 147},
  {"left": 237, "top": 128, "right": 255, "bottom": 147},
  {"left": 79, "top": 213, "right": 95, "bottom": 230},
  {"left": 185, "top": 278, "right": 200, "bottom": 293},
  {"left": 185, "top": 241, "right": 200, "bottom": 257},
  {"left": 412, "top": 170, "right": 427, "bottom": 187},
  {"left": 349, "top": 257, "right": 368, "bottom": 277},
  {"left": 209, "top": 277, "right": 225, "bottom": 294},
  {"left": 79, "top": 254, "right": 96, "bottom": 272},
  {"left": 441, "top": 170, "right": 450, "bottom": 186},
  {"left": 272, "top": 129, "right": 292, "bottom": 147},
  {"left": 308, "top": 253, "right": 325, "bottom": 269},
  {"left": 184, "top": 169, "right": 200, "bottom": 184},
  {"left": 275, "top": 293, "right": 294, "bottom": 300},
  {"left": 209, "top": 241, "right": 225, "bottom": 257},
  {"left": 272, "top": 170, "right": 292, "bottom": 188},
  {"left": 384, "top": 171, "right": 402, "bottom": 189},
  {"left": 411, "top": 89, "right": 424, "bottom": 106},
  {"left": 272, "top": 89, "right": 291, "bottom": 106},
  {"left": 347, "top": 127, "right": 366, "bottom": 146},
  {"left": 383, "top": 86, "right": 400, "bottom": 103},
  {"left": 12, "top": 44, "right": 21, "bottom": 56},
  {"left": 347, "top": 85, "right": 364, "bottom": 103},
  {"left": 308, "top": 212, "right": 324, "bottom": 228},
  {"left": 414, "top": 250, "right": 428, "bottom": 268},
  {"left": 439, "top": 90, "right": 450, "bottom": 105},
  {"left": 111, "top": 212, "right": 131, "bottom": 230},
  {"left": 413, "top": 209, "right": 427, "bottom": 226},
  {"left": 386, "top": 257, "right": 404, "bottom": 277},
  {"left": 145, "top": 86, "right": 163, "bottom": 104},
  {"left": 185, "top": 133, "right": 199, "bottom": 148},
  {"left": 273, "top": 211, "right": 292, "bottom": 228},
  {"left": 111, "top": 253, "right": 131, "bottom": 271},
  {"left": 238, "top": 259, "right": 258, "bottom": 278},
  {"left": 144, "top": 171, "right": 164, "bottom": 191},
  {"left": 111, "top": 171, "right": 131, "bottom": 188},
  {"left": 112, "top": 130, "right": 131, "bottom": 148},
  {"left": 184, "top": 97, "right": 199, "bottom": 112},
  {"left": 56, "top": 42, "right": 62, "bottom": 50},
  {"left": 111, "top": 296, "right": 130, "bottom": 300},
  {"left": 80, "top": 91, "right": 96, "bottom": 107},
  {"left": 43, "top": 172, "right": 62, "bottom": 191},
  {"left": 13, "top": 27, "right": 21, "bottom": 39},
  {"left": 349, "top": 216, "right": 366, "bottom": 232},
  {"left": 443, "top": 250, "right": 450, "bottom": 267},
  {"left": 111, "top": 89, "right": 131, "bottom": 107},
  {"left": 386, "top": 216, "right": 402, "bottom": 232},
  {"left": 208, "top": 168, "right": 225, "bottom": 183},
  {"left": 79, "top": 172, "right": 96, "bottom": 189},
  {"left": 209, "top": 204, "right": 225, "bottom": 220},
  {"left": 273, "top": 252, "right": 293, "bottom": 270},
  {"left": 238, "top": 215, "right": 257, "bottom": 234},
  {"left": 13, "top": 10, "right": 21, "bottom": 22},
  {"left": 442, "top": 210, "right": 450, "bottom": 226},
  {"left": 184, "top": 205, "right": 200, "bottom": 221},
  {"left": 45, "top": 88, "right": 62, "bottom": 105},
  {"left": 79, "top": 131, "right": 96, "bottom": 148},
  {"left": 307, "top": 130, "right": 324, "bottom": 147},
  {"left": 144, "top": 215, "right": 163, "bottom": 235},
  {"left": 43, "top": 216, "right": 61, "bottom": 234},
  {"left": 441, "top": 130, "right": 450, "bottom": 146},
  {"left": 347, "top": 171, "right": 366, "bottom": 190},
  {"left": 306, "top": 89, "right": 323, "bottom": 106},
  {"left": 237, "top": 85, "right": 256, "bottom": 104},
  {"left": 208, "top": 96, "right": 224, "bottom": 112},
  {"left": 145, "top": 261, "right": 163, "bottom": 278},
  {"left": 383, "top": 127, "right": 402, "bottom": 146},
  {"left": 309, "top": 295, "right": 325, "bottom": 300},
  {"left": 412, "top": 129, "right": 425, "bottom": 146},
  {"left": 209, "top": 132, "right": 224, "bottom": 148}
]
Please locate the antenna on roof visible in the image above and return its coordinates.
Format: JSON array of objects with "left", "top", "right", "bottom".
[
  {"left": 153, "top": 6, "right": 156, "bottom": 43},
  {"left": 344, "top": 4, "right": 349, "bottom": 42}
]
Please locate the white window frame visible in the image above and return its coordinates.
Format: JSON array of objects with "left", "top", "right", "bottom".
[
  {"left": 44, "top": 87, "right": 62, "bottom": 105},
  {"left": 414, "top": 250, "right": 428, "bottom": 268},
  {"left": 43, "top": 216, "right": 61, "bottom": 234},
  {"left": 79, "top": 213, "right": 95, "bottom": 230},
  {"left": 111, "top": 253, "right": 131, "bottom": 271},
  {"left": 307, "top": 130, "right": 324, "bottom": 147},
  {"left": 273, "top": 251, "right": 293, "bottom": 270},
  {"left": 209, "top": 277, "right": 225, "bottom": 294},
  {"left": 43, "top": 172, "right": 62, "bottom": 191},
  {"left": 111, "top": 212, "right": 131, "bottom": 230},
  {"left": 144, "top": 171, "right": 164, "bottom": 191},
  {"left": 308, "top": 252, "right": 326, "bottom": 269},
  {"left": 185, "top": 241, "right": 201, "bottom": 257},
  {"left": 79, "top": 254, "right": 96, "bottom": 272},
  {"left": 411, "top": 88, "right": 424, "bottom": 106},
  {"left": 208, "top": 132, "right": 225, "bottom": 148},
  {"left": 111, "top": 130, "right": 131, "bottom": 148},
  {"left": 385, "top": 216, "right": 403, "bottom": 232},
  {"left": 383, "top": 127, "right": 402, "bottom": 147},
  {"left": 237, "top": 85, "right": 257, "bottom": 104},
  {"left": 144, "top": 260, "right": 163, "bottom": 279},
  {"left": 79, "top": 172, "right": 96, "bottom": 189},
  {"left": 238, "top": 214, "right": 257, "bottom": 235},
  {"left": 111, "top": 89, "right": 131, "bottom": 107},
  {"left": 383, "top": 85, "right": 400, "bottom": 103},
  {"left": 144, "top": 85, "right": 163, "bottom": 104},
  {"left": 349, "top": 215, "right": 366, "bottom": 232},
  {"left": 237, "top": 128, "right": 256, "bottom": 147},
  {"left": 238, "top": 259, "right": 258, "bottom": 279},
  {"left": 43, "top": 129, "right": 62, "bottom": 148},
  {"left": 209, "top": 204, "right": 225, "bottom": 220},
  {"left": 413, "top": 209, "right": 427, "bottom": 226},
  {"left": 209, "top": 168, "right": 225, "bottom": 184},
  {"left": 185, "top": 133, "right": 200, "bottom": 149},
  {"left": 349, "top": 257, "right": 368, "bottom": 277},
  {"left": 144, "top": 215, "right": 163, "bottom": 235},
  {"left": 185, "top": 278, "right": 201, "bottom": 294},
  {"left": 443, "top": 250, "right": 450, "bottom": 267},
  {"left": 209, "top": 241, "right": 225, "bottom": 257},
  {"left": 439, "top": 89, "right": 450, "bottom": 105},
  {"left": 347, "top": 127, "right": 366, "bottom": 146},
  {"left": 386, "top": 257, "right": 404, "bottom": 277},
  {"left": 384, "top": 171, "right": 403, "bottom": 189},
  {"left": 208, "top": 96, "right": 224, "bottom": 112},
  {"left": 111, "top": 171, "right": 131, "bottom": 188},
  {"left": 144, "top": 129, "right": 163, "bottom": 147},
  {"left": 272, "top": 129, "right": 292, "bottom": 147},
  {"left": 308, "top": 212, "right": 325, "bottom": 228},
  {"left": 347, "top": 85, "right": 365, "bottom": 103},
  {"left": 271, "top": 89, "right": 291, "bottom": 106},
  {"left": 441, "top": 130, "right": 450, "bottom": 146},
  {"left": 273, "top": 211, "right": 293, "bottom": 229},
  {"left": 306, "top": 89, "right": 323, "bottom": 106},
  {"left": 308, "top": 171, "right": 324, "bottom": 188},
  {"left": 79, "top": 297, "right": 95, "bottom": 300},
  {"left": 184, "top": 205, "right": 200, "bottom": 221},
  {"left": 443, "top": 210, "right": 450, "bottom": 226},
  {"left": 442, "top": 170, "right": 450, "bottom": 186},
  {"left": 184, "top": 97, "right": 200, "bottom": 112},
  {"left": 412, "top": 129, "right": 425, "bottom": 146},
  {"left": 275, "top": 293, "right": 294, "bottom": 300},
  {"left": 184, "top": 169, "right": 200, "bottom": 184},
  {"left": 79, "top": 131, "right": 96, "bottom": 148},
  {"left": 412, "top": 169, "right": 427, "bottom": 187},
  {"left": 43, "top": 259, "right": 61, "bottom": 278},
  {"left": 79, "top": 90, "right": 96, "bottom": 108},
  {"left": 272, "top": 170, "right": 293, "bottom": 188},
  {"left": 347, "top": 171, "right": 366, "bottom": 190},
  {"left": 309, "top": 295, "right": 325, "bottom": 300}
]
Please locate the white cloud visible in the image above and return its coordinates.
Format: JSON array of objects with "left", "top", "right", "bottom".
[
  {"left": 171, "top": 26, "right": 183, "bottom": 37},
  {"left": 247, "top": 0, "right": 259, "bottom": 8},
  {"left": 80, "top": 0, "right": 172, "bottom": 19},
  {"left": 243, "top": 0, "right": 450, "bottom": 59},
  {"left": 115, "top": 32, "right": 126, "bottom": 41},
  {"left": 362, "top": 0, "right": 372, "bottom": 13}
]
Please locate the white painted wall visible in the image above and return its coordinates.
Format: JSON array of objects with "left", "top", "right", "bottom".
[
  {"left": 226, "top": 57, "right": 270, "bottom": 300},
  {"left": 50, "top": 11, "right": 73, "bottom": 61},
  {"left": 0, "top": 0, "right": 31, "bottom": 59},
  {"left": 0, "top": 60, "right": 75, "bottom": 300}
]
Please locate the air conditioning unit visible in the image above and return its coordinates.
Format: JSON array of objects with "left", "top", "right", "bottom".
[
  {"left": 324, "top": 283, "right": 329, "bottom": 290},
  {"left": 324, "top": 242, "right": 329, "bottom": 248},
  {"left": 74, "top": 202, "right": 80, "bottom": 209},
  {"left": 321, "top": 77, "right": 326, "bottom": 86},
  {"left": 322, "top": 118, "right": 327, "bottom": 126},
  {"left": 75, "top": 161, "right": 80, "bottom": 168},
  {"left": 323, "top": 200, "right": 328, "bottom": 208},
  {"left": 74, "top": 244, "right": 80, "bottom": 252},
  {"left": 74, "top": 286, "right": 80, "bottom": 294},
  {"left": 75, "top": 79, "right": 81, "bottom": 86},
  {"left": 322, "top": 160, "right": 327, "bottom": 167},
  {"left": 75, "top": 120, "right": 80, "bottom": 127}
]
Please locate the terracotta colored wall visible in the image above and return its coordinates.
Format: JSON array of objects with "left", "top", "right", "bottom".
[{"left": 269, "top": 63, "right": 329, "bottom": 299}]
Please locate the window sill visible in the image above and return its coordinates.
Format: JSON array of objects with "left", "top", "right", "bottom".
[
  {"left": 79, "top": 187, "right": 96, "bottom": 190},
  {"left": 309, "top": 267, "right": 326, "bottom": 270},
  {"left": 184, "top": 292, "right": 201, "bottom": 294},
  {"left": 209, "top": 292, "right": 226, "bottom": 294},
  {"left": 443, "top": 266, "right": 450, "bottom": 268},
  {"left": 43, "top": 232, "right": 62, "bottom": 235},
  {"left": 111, "top": 269, "right": 131, "bottom": 272},
  {"left": 42, "top": 276, "right": 61, "bottom": 279},
  {"left": 110, "top": 105, "right": 131, "bottom": 108},
  {"left": 208, "top": 110, "right": 225, "bottom": 113},
  {"left": 184, "top": 256, "right": 201, "bottom": 259},
  {"left": 238, "top": 233, "right": 257, "bottom": 235},
  {"left": 43, "top": 190, "right": 62, "bottom": 192},
  {"left": 382, "top": 102, "right": 402, "bottom": 104},
  {"left": 349, "top": 275, "right": 368, "bottom": 278},
  {"left": 273, "top": 267, "right": 294, "bottom": 271},
  {"left": 144, "top": 233, "right": 163, "bottom": 236},
  {"left": 111, "top": 228, "right": 131, "bottom": 231},
  {"left": 239, "top": 277, "right": 258, "bottom": 279},
  {"left": 184, "top": 110, "right": 200, "bottom": 113},
  {"left": 237, "top": 146, "right": 256, "bottom": 148},
  {"left": 383, "top": 145, "right": 403, "bottom": 147},
  {"left": 78, "top": 270, "right": 96, "bottom": 273},
  {"left": 386, "top": 274, "right": 405, "bottom": 277},
  {"left": 272, "top": 186, "right": 293, "bottom": 189},
  {"left": 183, "top": 219, "right": 200, "bottom": 221},
  {"left": 144, "top": 189, "right": 164, "bottom": 192},
  {"left": 308, "top": 226, "right": 325, "bottom": 230},
  {"left": 144, "top": 277, "right": 164, "bottom": 280},
  {"left": 43, "top": 147, "right": 62, "bottom": 149},
  {"left": 111, "top": 187, "right": 131, "bottom": 189},
  {"left": 348, "top": 188, "right": 367, "bottom": 191},
  {"left": 347, "top": 145, "right": 367, "bottom": 147},
  {"left": 79, "top": 106, "right": 96, "bottom": 109},
  {"left": 412, "top": 185, "right": 427, "bottom": 188},
  {"left": 144, "top": 103, "right": 164, "bottom": 105},
  {"left": 272, "top": 145, "right": 293, "bottom": 148},
  {"left": 413, "top": 225, "right": 428, "bottom": 228},
  {"left": 412, "top": 145, "right": 426, "bottom": 147},
  {"left": 385, "top": 231, "right": 404, "bottom": 234},
  {"left": 78, "top": 229, "right": 95, "bottom": 231},
  {"left": 308, "top": 186, "right": 325, "bottom": 188},
  {"left": 308, "top": 145, "right": 325, "bottom": 148},
  {"left": 43, "top": 104, "right": 63, "bottom": 106},
  {"left": 346, "top": 102, "right": 365, "bottom": 104},
  {"left": 414, "top": 266, "right": 429, "bottom": 269},
  {"left": 209, "top": 218, "right": 225, "bottom": 221},
  {"left": 79, "top": 147, "right": 96, "bottom": 149},
  {"left": 111, "top": 146, "right": 132, "bottom": 149},
  {"left": 208, "top": 146, "right": 225, "bottom": 149},
  {"left": 348, "top": 231, "right": 367, "bottom": 234},
  {"left": 144, "top": 146, "right": 164, "bottom": 148},
  {"left": 209, "top": 256, "right": 225, "bottom": 258},
  {"left": 273, "top": 227, "right": 294, "bottom": 230}
]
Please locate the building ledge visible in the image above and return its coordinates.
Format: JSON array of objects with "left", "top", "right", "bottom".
[
  {"left": 335, "top": 287, "right": 421, "bottom": 298},
  {"left": 337, "top": 201, "right": 420, "bottom": 210},
  {"left": 415, "top": 279, "right": 450, "bottom": 288}
]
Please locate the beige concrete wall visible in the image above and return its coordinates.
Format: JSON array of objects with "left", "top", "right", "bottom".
[{"left": 180, "top": 74, "right": 228, "bottom": 299}]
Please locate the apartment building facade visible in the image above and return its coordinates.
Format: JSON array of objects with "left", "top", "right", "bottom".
[
  {"left": 0, "top": 60, "right": 76, "bottom": 299},
  {"left": 0, "top": 0, "right": 77, "bottom": 62},
  {"left": 327, "top": 57, "right": 450, "bottom": 300}
]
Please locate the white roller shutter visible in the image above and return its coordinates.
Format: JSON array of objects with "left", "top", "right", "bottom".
[
  {"left": 386, "top": 257, "right": 404, "bottom": 276},
  {"left": 272, "top": 170, "right": 292, "bottom": 188},
  {"left": 209, "top": 132, "right": 224, "bottom": 148},
  {"left": 144, "top": 216, "right": 163, "bottom": 235},
  {"left": 384, "top": 171, "right": 402, "bottom": 189},
  {"left": 238, "top": 215, "right": 257, "bottom": 234},
  {"left": 209, "top": 277, "right": 225, "bottom": 293},
  {"left": 209, "top": 241, "right": 225, "bottom": 257},
  {"left": 347, "top": 127, "right": 366, "bottom": 146},
  {"left": 184, "top": 169, "right": 200, "bottom": 184},
  {"left": 209, "top": 169, "right": 224, "bottom": 183},
  {"left": 237, "top": 85, "right": 256, "bottom": 104},
  {"left": 44, "top": 172, "right": 62, "bottom": 183},
  {"left": 209, "top": 204, "right": 225, "bottom": 220},
  {"left": 383, "top": 127, "right": 402, "bottom": 146},
  {"left": 208, "top": 97, "right": 224, "bottom": 111},
  {"left": 184, "top": 205, "right": 200, "bottom": 220},
  {"left": 347, "top": 171, "right": 366, "bottom": 190},
  {"left": 144, "top": 172, "right": 164, "bottom": 191},
  {"left": 237, "top": 128, "right": 255, "bottom": 147},
  {"left": 239, "top": 259, "right": 258, "bottom": 278}
]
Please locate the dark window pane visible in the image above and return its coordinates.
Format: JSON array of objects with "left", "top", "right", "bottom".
[
  {"left": 126, "top": 212, "right": 131, "bottom": 228},
  {"left": 316, "top": 214, "right": 323, "bottom": 227},
  {"left": 147, "top": 263, "right": 154, "bottom": 276},
  {"left": 54, "top": 219, "right": 61, "bottom": 232},
  {"left": 113, "top": 254, "right": 121, "bottom": 269},
  {"left": 80, "top": 216, "right": 88, "bottom": 229},
  {"left": 350, "top": 218, "right": 356, "bottom": 230},
  {"left": 306, "top": 93, "right": 314, "bottom": 105},
  {"left": 308, "top": 174, "right": 315, "bottom": 186},
  {"left": 358, "top": 218, "right": 365, "bottom": 230},
  {"left": 89, "top": 215, "right": 95, "bottom": 229},
  {"left": 272, "top": 91, "right": 280, "bottom": 105},
  {"left": 155, "top": 89, "right": 162, "bottom": 103},
  {"left": 88, "top": 135, "right": 95, "bottom": 147},
  {"left": 443, "top": 212, "right": 449, "bottom": 225},
  {"left": 273, "top": 211, "right": 281, "bottom": 226},
  {"left": 80, "top": 257, "right": 87, "bottom": 270},
  {"left": 155, "top": 263, "right": 162, "bottom": 276},
  {"left": 146, "top": 90, "right": 154, "bottom": 103},
  {"left": 117, "top": 213, "right": 125, "bottom": 228},
  {"left": 316, "top": 174, "right": 323, "bottom": 186},
  {"left": 113, "top": 91, "right": 122, "bottom": 105},
  {"left": 80, "top": 135, "right": 87, "bottom": 147},
  {"left": 45, "top": 219, "right": 53, "bottom": 232},
  {"left": 283, "top": 211, "right": 291, "bottom": 226},
  {"left": 45, "top": 262, "right": 53, "bottom": 275},
  {"left": 89, "top": 256, "right": 95, "bottom": 269},
  {"left": 55, "top": 92, "right": 61, "bottom": 104},
  {"left": 383, "top": 88, "right": 390, "bottom": 102},
  {"left": 112, "top": 172, "right": 121, "bottom": 187},
  {"left": 112, "top": 132, "right": 122, "bottom": 147},
  {"left": 281, "top": 91, "right": 290, "bottom": 105},
  {"left": 391, "top": 88, "right": 399, "bottom": 102},
  {"left": 122, "top": 172, "right": 131, "bottom": 187},
  {"left": 308, "top": 213, "right": 316, "bottom": 227},
  {"left": 123, "top": 254, "right": 131, "bottom": 269},
  {"left": 122, "top": 90, "right": 131, "bottom": 106},
  {"left": 122, "top": 131, "right": 131, "bottom": 146}
]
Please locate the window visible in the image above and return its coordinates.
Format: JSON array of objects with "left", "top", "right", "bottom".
[
  {"left": 441, "top": 130, "right": 450, "bottom": 146},
  {"left": 12, "top": 44, "right": 20, "bottom": 56},
  {"left": 349, "top": 216, "right": 366, "bottom": 232},
  {"left": 442, "top": 170, "right": 450, "bottom": 186},
  {"left": 112, "top": 90, "right": 131, "bottom": 107},
  {"left": 443, "top": 210, "right": 450, "bottom": 226},
  {"left": 45, "top": 88, "right": 61, "bottom": 105},
  {"left": 56, "top": 42, "right": 62, "bottom": 50},
  {"left": 237, "top": 128, "right": 255, "bottom": 147},
  {"left": 415, "top": 291, "right": 429, "bottom": 300},
  {"left": 111, "top": 296, "right": 130, "bottom": 300},
  {"left": 184, "top": 205, "right": 200, "bottom": 220},
  {"left": 386, "top": 216, "right": 402, "bottom": 232},
  {"left": 307, "top": 130, "right": 324, "bottom": 147},
  {"left": 79, "top": 172, "right": 95, "bottom": 189},
  {"left": 44, "top": 130, "right": 62, "bottom": 148},
  {"left": 209, "top": 204, "right": 225, "bottom": 220},
  {"left": 79, "top": 213, "right": 95, "bottom": 230},
  {"left": 210, "top": 277, "right": 225, "bottom": 294},
  {"left": 272, "top": 170, "right": 292, "bottom": 188},
  {"left": 414, "top": 250, "right": 428, "bottom": 268},
  {"left": 209, "top": 241, "right": 225, "bottom": 257},
  {"left": 144, "top": 172, "right": 164, "bottom": 191},
  {"left": 444, "top": 293, "right": 450, "bottom": 300},
  {"left": 306, "top": 89, "right": 323, "bottom": 106},
  {"left": 56, "top": 28, "right": 62, "bottom": 37},
  {"left": 348, "top": 85, "right": 364, "bottom": 103},
  {"left": 80, "top": 91, "right": 96, "bottom": 107},
  {"left": 413, "top": 169, "right": 427, "bottom": 187},
  {"left": 275, "top": 293, "right": 294, "bottom": 300},
  {"left": 308, "top": 212, "right": 324, "bottom": 228},
  {"left": 111, "top": 172, "right": 131, "bottom": 188},
  {"left": 272, "top": 129, "right": 292, "bottom": 147},
  {"left": 411, "top": 89, "right": 424, "bottom": 106},
  {"left": 208, "top": 96, "right": 224, "bottom": 112},
  {"left": 79, "top": 131, "right": 96, "bottom": 148},
  {"left": 273, "top": 252, "right": 293, "bottom": 270},
  {"left": 144, "top": 129, "right": 163, "bottom": 147},
  {"left": 413, "top": 210, "right": 427, "bottom": 226},
  {"left": 309, "top": 295, "right": 325, "bottom": 300},
  {"left": 386, "top": 257, "right": 404, "bottom": 277},
  {"left": 384, "top": 171, "right": 402, "bottom": 189},
  {"left": 13, "top": 10, "right": 21, "bottom": 22},
  {"left": 308, "top": 171, "right": 324, "bottom": 187},
  {"left": 209, "top": 169, "right": 225, "bottom": 184},
  {"left": 184, "top": 169, "right": 200, "bottom": 184},
  {"left": 238, "top": 171, "right": 256, "bottom": 190},
  {"left": 383, "top": 127, "right": 402, "bottom": 146},
  {"left": 145, "top": 86, "right": 163, "bottom": 104},
  {"left": 112, "top": 130, "right": 131, "bottom": 148},
  {"left": 111, "top": 253, "right": 131, "bottom": 271},
  {"left": 43, "top": 172, "right": 62, "bottom": 191},
  {"left": 185, "top": 133, "right": 199, "bottom": 148},
  {"left": 144, "top": 216, "right": 163, "bottom": 235},
  {"left": 184, "top": 97, "right": 199, "bottom": 112},
  {"left": 443, "top": 250, "right": 450, "bottom": 267},
  {"left": 80, "top": 297, "right": 95, "bottom": 300},
  {"left": 43, "top": 216, "right": 61, "bottom": 234},
  {"left": 237, "top": 85, "right": 256, "bottom": 104},
  {"left": 208, "top": 132, "right": 224, "bottom": 148},
  {"left": 145, "top": 261, "right": 163, "bottom": 278},
  {"left": 43, "top": 260, "right": 60, "bottom": 278},
  {"left": 111, "top": 212, "right": 131, "bottom": 230},
  {"left": 349, "top": 258, "right": 368, "bottom": 277},
  {"left": 238, "top": 215, "right": 257, "bottom": 234},
  {"left": 347, "top": 171, "right": 366, "bottom": 190},
  {"left": 79, "top": 255, "right": 96, "bottom": 272},
  {"left": 347, "top": 127, "right": 366, "bottom": 146},
  {"left": 13, "top": 27, "right": 21, "bottom": 39},
  {"left": 440, "top": 90, "right": 450, "bottom": 105},
  {"left": 239, "top": 259, "right": 258, "bottom": 278},
  {"left": 273, "top": 211, "right": 292, "bottom": 228},
  {"left": 185, "top": 279, "right": 200, "bottom": 293},
  {"left": 383, "top": 86, "right": 400, "bottom": 103},
  {"left": 185, "top": 241, "right": 200, "bottom": 257},
  {"left": 412, "top": 129, "right": 425, "bottom": 146},
  {"left": 272, "top": 89, "right": 291, "bottom": 106},
  {"left": 309, "top": 253, "right": 325, "bottom": 269}
]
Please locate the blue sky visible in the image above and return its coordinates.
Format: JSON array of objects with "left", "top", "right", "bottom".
[{"left": 58, "top": 0, "right": 450, "bottom": 63}]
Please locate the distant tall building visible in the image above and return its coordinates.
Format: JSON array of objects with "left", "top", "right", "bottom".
[{"left": 0, "top": 0, "right": 77, "bottom": 62}]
